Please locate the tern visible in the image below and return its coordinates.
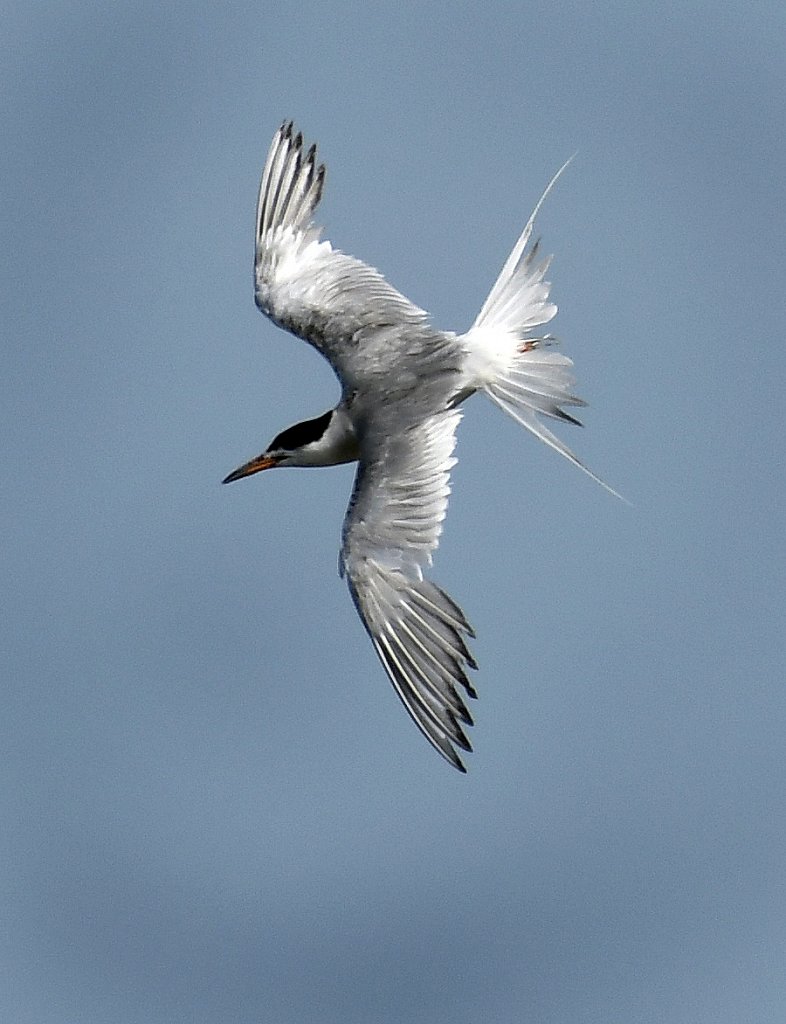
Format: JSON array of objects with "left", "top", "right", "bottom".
[{"left": 223, "top": 121, "right": 617, "bottom": 771}]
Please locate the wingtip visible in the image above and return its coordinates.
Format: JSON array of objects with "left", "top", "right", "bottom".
[
  {"left": 443, "top": 745, "right": 469, "bottom": 773},
  {"left": 451, "top": 722, "right": 473, "bottom": 754}
]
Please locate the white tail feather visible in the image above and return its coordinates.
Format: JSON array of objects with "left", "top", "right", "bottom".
[
  {"left": 472, "top": 156, "right": 573, "bottom": 334},
  {"left": 485, "top": 383, "right": 626, "bottom": 500},
  {"left": 463, "top": 158, "right": 625, "bottom": 501}
]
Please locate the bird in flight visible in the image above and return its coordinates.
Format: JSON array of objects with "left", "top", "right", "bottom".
[{"left": 223, "top": 121, "right": 617, "bottom": 771}]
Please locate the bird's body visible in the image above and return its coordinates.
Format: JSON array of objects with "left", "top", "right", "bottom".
[{"left": 224, "top": 122, "right": 615, "bottom": 771}]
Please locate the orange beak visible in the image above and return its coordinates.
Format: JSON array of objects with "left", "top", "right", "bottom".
[{"left": 222, "top": 453, "right": 280, "bottom": 484}]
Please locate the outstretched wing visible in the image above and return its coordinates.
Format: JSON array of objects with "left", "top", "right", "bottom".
[
  {"left": 340, "top": 404, "right": 477, "bottom": 771},
  {"left": 254, "top": 122, "right": 429, "bottom": 381}
]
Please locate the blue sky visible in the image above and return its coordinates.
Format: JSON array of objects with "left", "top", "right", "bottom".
[{"left": 3, "top": 2, "right": 785, "bottom": 1022}]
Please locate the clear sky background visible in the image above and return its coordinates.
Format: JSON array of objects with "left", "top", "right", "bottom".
[{"left": 3, "top": 2, "right": 785, "bottom": 1022}]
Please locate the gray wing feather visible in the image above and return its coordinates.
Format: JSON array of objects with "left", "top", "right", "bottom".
[
  {"left": 341, "top": 406, "right": 478, "bottom": 771},
  {"left": 253, "top": 123, "right": 430, "bottom": 384}
]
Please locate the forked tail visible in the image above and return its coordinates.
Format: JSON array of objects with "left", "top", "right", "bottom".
[{"left": 462, "top": 160, "right": 624, "bottom": 500}]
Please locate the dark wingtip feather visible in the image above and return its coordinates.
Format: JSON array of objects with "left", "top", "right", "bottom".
[
  {"left": 555, "top": 408, "right": 584, "bottom": 427},
  {"left": 450, "top": 718, "right": 473, "bottom": 753},
  {"left": 314, "top": 163, "right": 326, "bottom": 201}
]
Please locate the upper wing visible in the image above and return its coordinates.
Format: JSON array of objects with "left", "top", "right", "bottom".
[
  {"left": 254, "top": 122, "right": 429, "bottom": 381},
  {"left": 340, "top": 404, "right": 478, "bottom": 772}
]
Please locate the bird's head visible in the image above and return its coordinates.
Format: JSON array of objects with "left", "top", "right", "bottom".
[{"left": 222, "top": 408, "right": 359, "bottom": 483}]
